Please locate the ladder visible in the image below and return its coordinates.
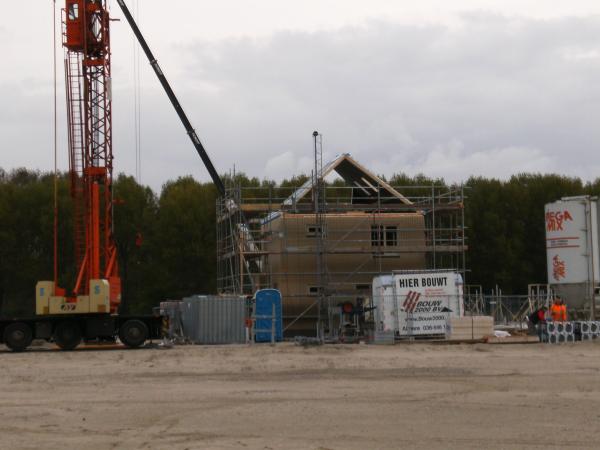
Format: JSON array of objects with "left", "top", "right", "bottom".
[{"left": 65, "top": 51, "right": 88, "bottom": 277}]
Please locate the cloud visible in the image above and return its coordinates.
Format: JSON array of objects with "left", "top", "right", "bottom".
[
  {"left": 173, "top": 14, "right": 600, "bottom": 185},
  {"left": 264, "top": 151, "right": 296, "bottom": 178},
  {"left": 406, "top": 143, "right": 558, "bottom": 182},
  {"left": 264, "top": 151, "right": 316, "bottom": 180},
  {"left": 3, "top": 13, "right": 600, "bottom": 191}
]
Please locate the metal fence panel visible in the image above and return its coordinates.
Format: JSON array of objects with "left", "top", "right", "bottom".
[
  {"left": 182, "top": 295, "right": 246, "bottom": 344},
  {"left": 181, "top": 297, "right": 202, "bottom": 342}
]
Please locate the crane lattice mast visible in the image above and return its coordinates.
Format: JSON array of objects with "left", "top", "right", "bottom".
[{"left": 62, "top": 0, "right": 120, "bottom": 312}]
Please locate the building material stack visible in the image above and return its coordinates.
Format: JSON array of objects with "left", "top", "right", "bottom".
[{"left": 446, "top": 316, "right": 494, "bottom": 341}]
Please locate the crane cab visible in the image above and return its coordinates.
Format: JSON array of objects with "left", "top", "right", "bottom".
[
  {"left": 64, "top": 1, "right": 110, "bottom": 57},
  {"left": 65, "top": 0, "right": 84, "bottom": 50}
]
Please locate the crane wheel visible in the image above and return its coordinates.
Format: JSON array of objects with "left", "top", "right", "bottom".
[
  {"left": 3, "top": 322, "right": 33, "bottom": 352},
  {"left": 54, "top": 321, "right": 82, "bottom": 351},
  {"left": 119, "top": 319, "right": 148, "bottom": 348}
]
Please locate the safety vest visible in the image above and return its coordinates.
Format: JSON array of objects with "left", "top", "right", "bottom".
[
  {"left": 559, "top": 304, "right": 567, "bottom": 321},
  {"left": 551, "top": 304, "right": 566, "bottom": 322}
]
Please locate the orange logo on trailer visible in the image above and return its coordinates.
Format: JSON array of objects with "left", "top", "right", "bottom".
[
  {"left": 552, "top": 255, "right": 566, "bottom": 281},
  {"left": 546, "top": 210, "right": 573, "bottom": 232}
]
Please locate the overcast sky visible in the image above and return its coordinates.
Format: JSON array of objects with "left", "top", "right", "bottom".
[{"left": 1, "top": 1, "right": 600, "bottom": 191}]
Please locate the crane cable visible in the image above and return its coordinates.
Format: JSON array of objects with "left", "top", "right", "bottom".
[
  {"left": 137, "top": 0, "right": 142, "bottom": 183},
  {"left": 132, "top": 0, "right": 142, "bottom": 183},
  {"left": 53, "top": 0, "right": 58, "bottom": 287}
]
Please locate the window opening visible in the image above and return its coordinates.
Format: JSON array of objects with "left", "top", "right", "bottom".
[
  {"left": 371, "top": 225, "right": 384, "bottom": 247},
  {"left": 385, "top": 226, "right": 398, "bottom": 247},
  {"left": 68, "top": 3, "right": 79, "bottom": 21},
  {"left": 372, "top": 225, "right": 398, "bottom": 247},
  {"left": 306, "top": 224, "right": 325, "bottom": 238}
]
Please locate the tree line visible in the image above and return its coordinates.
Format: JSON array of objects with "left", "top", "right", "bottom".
[{"left": 1, "top": 167, "right": 599, "bottom": 316}]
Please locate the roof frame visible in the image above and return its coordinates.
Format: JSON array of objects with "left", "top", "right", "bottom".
[{"left": 283, "top": 153, "right": 412, "bottom": 206}]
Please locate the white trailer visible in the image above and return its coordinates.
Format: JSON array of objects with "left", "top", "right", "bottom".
[{"left": 372, "top": 271, "right": 464, "bottom": 337}]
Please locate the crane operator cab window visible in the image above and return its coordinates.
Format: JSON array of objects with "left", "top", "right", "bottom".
[{"left": 68, "top": 3, "right": 79, "bottom": 20}]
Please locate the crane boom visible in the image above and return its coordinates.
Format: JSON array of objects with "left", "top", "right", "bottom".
[{"left": 115, "top": 0, "right": 225, "bottom": 196}]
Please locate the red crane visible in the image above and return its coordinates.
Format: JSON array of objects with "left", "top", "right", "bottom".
[
  {"left": 2, "top": 0, "right": 224, "bottom": 351},
  {"left": 59, "top": 0, "right": 120, "bottom": 312}
]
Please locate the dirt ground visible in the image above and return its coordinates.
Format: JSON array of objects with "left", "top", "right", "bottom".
[{"left": 1, "top": 340, "right": 600, "bottom": 450}]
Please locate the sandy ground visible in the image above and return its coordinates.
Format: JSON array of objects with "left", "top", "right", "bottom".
[{"left": 1, "top": 341, "right": 600, "bottom": 450}]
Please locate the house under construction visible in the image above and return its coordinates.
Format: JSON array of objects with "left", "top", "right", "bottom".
[{"left": 216, "top": 154, "right": 466, "bottom": 335}]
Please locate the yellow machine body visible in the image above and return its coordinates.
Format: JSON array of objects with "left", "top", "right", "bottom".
[{"left": 36, "top": 279, "right": 111, "bottom": 315}]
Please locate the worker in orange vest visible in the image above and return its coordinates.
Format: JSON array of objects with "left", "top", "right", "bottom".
[
  {"left": 559, "top": 299, "right": 567, "bottom": 321},
  {"left": 550, "top": 296, "right": 567, "bottom": 322}
]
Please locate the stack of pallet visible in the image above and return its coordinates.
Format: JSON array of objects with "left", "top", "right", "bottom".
[{"left": 446, "top": 316, "right": 494, "bottom": 341}]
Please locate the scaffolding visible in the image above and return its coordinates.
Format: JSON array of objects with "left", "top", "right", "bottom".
[
  {"left": 216, "top": 159, "right": 467, "bottom": 334},
  {"left": 313, "top": 132, "right": 328, "bottom": 339}
]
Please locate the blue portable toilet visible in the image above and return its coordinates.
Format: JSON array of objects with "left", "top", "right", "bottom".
[{"left": 254, "top": 289, "right": 283, "bottom": 342}]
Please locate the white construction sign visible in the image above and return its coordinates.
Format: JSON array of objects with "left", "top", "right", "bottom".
[{"left": 373, "top": 271, "right": 464, "bottom": 336}]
